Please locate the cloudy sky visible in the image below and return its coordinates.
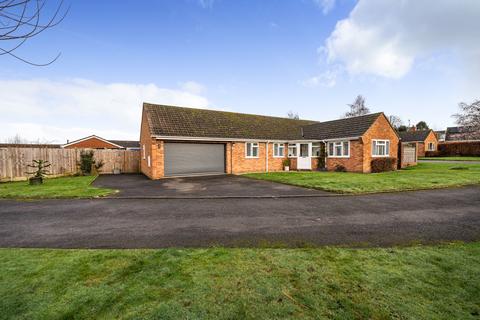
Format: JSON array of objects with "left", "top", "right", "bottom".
[{"left": 1, "top": 0, "right": 479, "bottom": 143}]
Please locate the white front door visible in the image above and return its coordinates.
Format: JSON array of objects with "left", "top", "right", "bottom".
[{"left": 297, "top": 143, "right": 311, "bottom": 170}]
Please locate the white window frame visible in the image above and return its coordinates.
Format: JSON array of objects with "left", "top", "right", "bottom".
[
  {"left": 147, "top": 155, "right": 151, "bottom": 167},
  {"left": 327, "top": 141, "right": 350, "bottom": 158},
  {"left": 427, "top": 142, "right": 435, "bottom": 151},
  {"left": 372, "top": 139, "right": 390, "bottom": 157},
  {"left": 142, "top": 144, "right": 146, "bottom": 159},
  {"left": 311, "top": 142, "right": 321, "bottom": 158},
  {"left": 245, "top": 142, "right": 259, "bottom": 158},
  {"left": 287, "top": 143, "right": 297, "bottom": 158},
  {"left": 273, "top": 143, "right": 285, "bottom": 158}
]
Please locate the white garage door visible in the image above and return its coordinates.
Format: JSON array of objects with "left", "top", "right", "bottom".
[{"left": 164, "top": 143, "right": 226, "bottom": 177}]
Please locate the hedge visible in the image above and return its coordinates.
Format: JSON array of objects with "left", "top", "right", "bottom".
[{"left": 426, "top": 141, "right": 480, "bottom": 157}]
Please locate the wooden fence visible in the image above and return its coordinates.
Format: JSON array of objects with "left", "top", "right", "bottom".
[{"left": 0, "top": 147, "right": 140, "bottom": 182}]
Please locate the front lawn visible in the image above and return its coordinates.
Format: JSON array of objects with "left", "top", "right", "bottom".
[
  {"left": 0, "top": 243, "right": 479, "bottom": 319},
  {"left": 0, "top": 176, "right": 114, "bottom": 199},
  {"left": 421, "top": 156, "right": 480, "bottom": 161},
  {"left": 245, "top": 162, "right": 480, "bottom": 193}
]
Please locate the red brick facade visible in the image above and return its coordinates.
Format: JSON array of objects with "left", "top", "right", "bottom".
[{"left": 140, "top": 113, "right": 400, "bottom": 178}]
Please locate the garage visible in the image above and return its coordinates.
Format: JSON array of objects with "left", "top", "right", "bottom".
[{"left": 164, "top": 142, "right": 226, "bottom": 177}]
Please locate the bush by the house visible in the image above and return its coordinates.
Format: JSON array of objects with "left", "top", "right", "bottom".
[
  {"left": 371, "top": 158, "right": 397, "bottom": 173},
  {"left": 334, "top": 164, "right": 347, "bottom": 172},
  {"left": 78, "top": 150, "right": 104, "bottom": 175}
]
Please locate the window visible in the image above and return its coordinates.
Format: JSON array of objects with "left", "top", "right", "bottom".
[
  {"left": 246, "top": 142, "right": 259, "bottom": 158},
  {"left": 328, "top": 141, "right": 349, "bottom": 157},
  {"left": 142, "top": 144, "right": 146, "bottom": 159},
  {"left": 427, "top": 142, "right": 435, "bottom": 151},
  {"left": 288, "top": 144, "right": 297, "bottom": 157},
  {"left": 372, "top": 140, "right": 390, "bottom": 157},
  {"left": 147, "top": 155, "right": 151, "bottom": 167},
  {"left": 273, "top": 143, "right": 285, "bottom": 157},
  {"left": 311, "top": 143, "right": 321, "bottom": 157}
]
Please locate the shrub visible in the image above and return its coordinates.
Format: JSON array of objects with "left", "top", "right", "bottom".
[
  {"left": 282, "top": 158, "right": 290, "bottom": 168},
  {"left": 371, "top": 158, "right": 397, "bottom": 173},
  {"left": 78, "top": 150, "right": 103, "bottom": 175},
  {"left": 334, "top": 164, "right": 346, "bottom": 172}
]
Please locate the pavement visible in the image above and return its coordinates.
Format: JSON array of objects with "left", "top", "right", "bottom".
[
  {"left": 93, "top": 174, "right": 330, "bottom": 198},
  {"left": 0, "top": 185, "right": 479, "bottom": 248}
]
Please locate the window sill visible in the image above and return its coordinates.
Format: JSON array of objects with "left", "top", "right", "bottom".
[
  {"left": 328, "top": 156, "right": 350, "bottom": 159},
  {"left": 371, "top": 155, "right": 390, "bottom": 158},
  {"left": 245, "top": 156, "right": 259, "bottom": 159}
]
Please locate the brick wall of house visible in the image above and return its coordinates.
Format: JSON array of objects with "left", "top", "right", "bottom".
[
  {"left": 231, "top": 142, "right": 267, "bottom": 174},
  {"left": 361, "top": 114, "right": 400, "bottom": 172},
  {"left": 64, "top": 137, "right": 121, "bottom": 149},
  {"left": 418, "top": 131, "right": 438, "bottom": 157},
  {"left": 326, "top": 139, "right": 364, "bottom": 172},
  {"left": 140, "top": 111, "right": 166, "bottom": 179}
]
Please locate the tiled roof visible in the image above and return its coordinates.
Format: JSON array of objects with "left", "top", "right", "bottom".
[
  {"left": 143, "top": 103, "right": 318, "bottom": 140},
  {"left": 398, "top": 130, "right": 431, "bottom": 142},
  {"left": 302, "top": 113, "right": 383, "bottom": 140},
  {"left": 108, "top": 140, "right": 140, "bottom": 148}
]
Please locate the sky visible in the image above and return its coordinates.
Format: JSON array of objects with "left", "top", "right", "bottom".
[{"left": 1, "top": 0, "right": 479, "bottom": 143}]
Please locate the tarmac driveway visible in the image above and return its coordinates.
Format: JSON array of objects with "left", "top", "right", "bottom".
[
  {"left": 0, "top": 186, "right": 479, "bottom": 248},
  {"left": 93, "top": 174, "right": 330, "bottom": 198}
]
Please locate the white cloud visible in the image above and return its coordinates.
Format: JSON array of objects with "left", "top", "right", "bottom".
[
  {"left": 302, "top": 68, "right": 340, "bottom": 88},
  {"left": 324, "top": 0, "right": 480, "bottom": 78},
  {"left": 0, "top": 78, "right": 210, "bottom": 143},
  {"left": 180, "top": 81, "right": 206, "bottom": 95},
  {"left": 313, "top": 0, "right": 336, "bottom": 14}
]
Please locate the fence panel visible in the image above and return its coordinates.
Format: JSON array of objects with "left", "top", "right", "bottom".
[{"left": 0, "top": 147, "right": 140, "bottom": 182}]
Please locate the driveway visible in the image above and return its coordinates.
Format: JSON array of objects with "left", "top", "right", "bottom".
[
  {"left": 93, "top": 174, "right": 330, "bottom": 198},
  {"left": 0, "top": 186, "right": 479, "bottom": 248}
]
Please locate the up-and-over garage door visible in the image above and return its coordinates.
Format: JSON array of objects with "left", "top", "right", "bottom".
[{"left": 164, "top": 142, "right": 226, "bottom": 177}]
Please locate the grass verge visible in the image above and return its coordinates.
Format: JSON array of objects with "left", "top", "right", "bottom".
[
  {"left": 0, "top": 175, "right": 114, "bottom": 199},
  {"left": 245, "top": 162, "right": 480, "bottom": 194},
  {"left": 0, "top": 243, "right": 479, "bottom": 319}
]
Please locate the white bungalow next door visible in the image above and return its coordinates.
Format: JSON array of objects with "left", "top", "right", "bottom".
[{"left": 297, "top": 143, "right": 311, "bottom": 170}]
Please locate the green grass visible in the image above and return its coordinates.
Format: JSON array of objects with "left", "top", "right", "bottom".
[
  {"left": 0, "top": 176, "right": 114, "bottom": 199},
  {"left": 421, "top": 156, "right": 480, "bottom": 161},
  {"left": 245, "top": 163, "right": 480, "bottom": 194},
  {"left": 0, "top": 243, "right": 479, "bottom": 319}
]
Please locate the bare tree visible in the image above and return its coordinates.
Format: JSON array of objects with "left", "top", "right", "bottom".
[
  {"left": 344, "top": 95, "right": 370, "bottom": 118},
  {"left": 453, "top": 99, "right": 480, "bottom": 139},
  {"left": 287, "top": 110, "right": 300, "bottom": 120},
  {"left": 0, "top": 0, "right": 69, "bottom": 66},
  {"left": 388, "top": 115, "right": 403, "bottom": 129},
  {"left": 5, "top": 133, "right": 29, "bottom": 143}
]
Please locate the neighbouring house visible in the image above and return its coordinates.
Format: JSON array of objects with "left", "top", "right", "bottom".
[
  {"left": 445, "top": 126, "right": 480, "bottom": 141},
  {"left": 62, "top": 135, "right": 140, "bottom": 150},
  {"left": 434, "top": 130, "right": 446, "bottom": 142},
  {"left": 140, "top": 103, "right": 400, "bottom": 179},
  {"left": 398, "top": 129, "right": 438, "bottom": 157}
]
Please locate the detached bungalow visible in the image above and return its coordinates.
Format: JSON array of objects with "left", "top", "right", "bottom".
[
  {"left": 140, "top": 103, "right": 399, "bottom": 179},
  {"left": 398, "top": 130, "right": 438, "bottom": 157}
]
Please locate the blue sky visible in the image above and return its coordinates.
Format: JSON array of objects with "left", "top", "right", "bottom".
[{"left": 1, "top": 0, "right": 479, "bottom": 142}]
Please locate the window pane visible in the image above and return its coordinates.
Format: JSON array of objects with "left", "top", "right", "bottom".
[
  {"left": 288, "top": 144, "right": 297, "bottom": 157},
  {"left": 328, "top": 143, "right": 333, "bottom": 156},
  {"left": 335, "top": 145, "right": 342, "bottom": 156},
  {"left": 246, "top": 143, "right": 252, "bottom": 157},
  {"left": 274, "top": 144, "right": 278, "bottom": 156},
  {"left": 343, "top": 141, "right": 349, "bottom": 156},
  {"left": 386, "top": 141, "right": 390, "bottom": 155},
  {"left": 252, "top": 145, "right": 258, "bottom": 157},
  {"left": 279, "top": 144, "right": 284, "bottom": 156}
]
